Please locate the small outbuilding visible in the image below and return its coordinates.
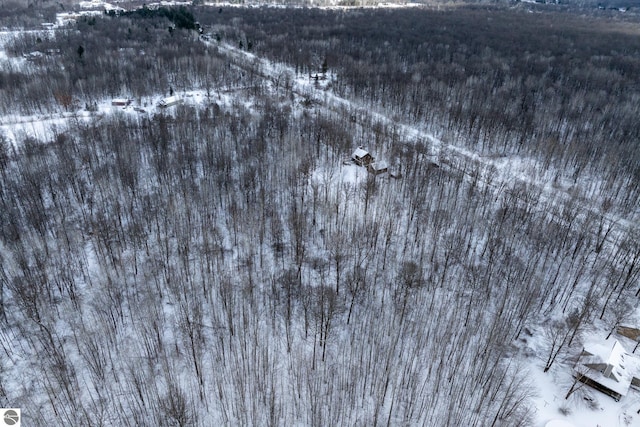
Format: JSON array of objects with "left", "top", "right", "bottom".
[
  {"left": 367, "top": 161, "right": 388, "bottom": 175},
  {"left": 573, "top": 340, "right": 640, "bottom": 401},
  {"left": 111, "top": 98, "right": 131, "bottom": 107},
  {"left": 158, "top": 95, "right": 182, "bottom": 108},
  {"left": 352, "top": 147, "right": 374, "bottom": 166},
  {"left": 616, "top": 325, "right": 640, "bottom": 352}
]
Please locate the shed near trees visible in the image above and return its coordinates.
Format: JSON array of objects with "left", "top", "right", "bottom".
[
  {"left": 352, "top": 147, "right": 374, "bottom": 166},
  {"left": 616, "top": 325, "right": 640, "bottom": 352},
  {"left": 111, "top": 98, "right": 131, "bottom": 107},
  {"left": 367, "top": 161, "right": 388, "bottom": 175},
  {"left": 158, "top": 95, "right": 182, "bottom": 108}
]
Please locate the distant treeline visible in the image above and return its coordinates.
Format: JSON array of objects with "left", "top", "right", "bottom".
[{"left": 107, "top": 6, "right": 198, "bottom": 30}]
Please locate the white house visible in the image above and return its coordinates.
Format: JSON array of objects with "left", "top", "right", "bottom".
[{"left": 573, "top": 340, "right": 640, "bottom": 401}]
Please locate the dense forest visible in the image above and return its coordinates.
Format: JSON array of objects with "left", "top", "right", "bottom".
[{"left": 0, "top": 4, "right": 639, "bottom": 426}]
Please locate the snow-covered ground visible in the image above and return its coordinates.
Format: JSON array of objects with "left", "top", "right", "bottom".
[
  {"left": 1, "top": 20, "right": 639, "bottom": 426},
  {"left": 215, "top": 39, "right": 638, "bottom": 239},
  {"left": 525, "top": 329, "right": 640, "bottom": 427},
  {"left": 0, "top": 85, "right": 242, "bottom": 147},
  {"left": 0, "top": 30, "right": 42, "bottom": 68}
]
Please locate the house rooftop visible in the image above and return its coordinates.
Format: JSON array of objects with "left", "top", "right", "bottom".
[
  {"left": 353, "top": 147, "right": 369, "bottom": 158},
  {"left": 575, "top": 340, "right": 640, "bottom": 398},
  {"left": 159, "top": 95, "right": 182, "bottom": 107}
]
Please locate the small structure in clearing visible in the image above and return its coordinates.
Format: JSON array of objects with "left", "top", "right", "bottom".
[
  {"left": 158, "top": 95, "right": 182, "bottom": 108},
  {"left": 573, "top": 340, "right": 640, "bottom": 401},
  {"left": 111, "top": 98, "right": 131, "bottom": 107},
  {"left": 367, "top": 161, "right": 388, "bottom": 175},
  {"left": 352, "top": 147, "right": 374, "bottom": 167},
  {"left": 616, "top": 325, "right": 640, "bottom": 352}
]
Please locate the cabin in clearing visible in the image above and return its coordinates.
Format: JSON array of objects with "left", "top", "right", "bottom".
[{"left": 352, "top": 147, "right": 374, "bottom": 166}]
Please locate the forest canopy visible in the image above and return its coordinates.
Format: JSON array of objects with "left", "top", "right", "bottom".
[
  {"left": 0, "top": 4, "right": 638, "bottom": 426},
  {"left": 108, "top": 6, "right": 199, "bottom": 30}
]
